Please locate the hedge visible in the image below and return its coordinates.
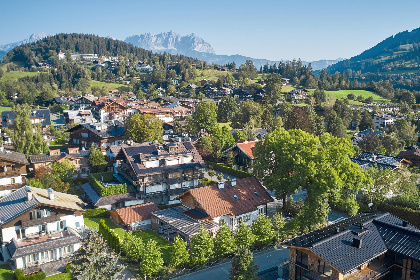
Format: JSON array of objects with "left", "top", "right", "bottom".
[
  {"left": 99, "top": 219, "right": 121, "bottom": 253},
  {"left": 205, "top": 161, "right": 252, "bottom": 178},
  {"left": 89, "top": 172, "right": 127, "bottom": 197},
  {"left": 376, "top": 203, "right": 420, "bottom": 228},
  {"left": 14, "top": 270, "right": 46, "bottom": 280}
]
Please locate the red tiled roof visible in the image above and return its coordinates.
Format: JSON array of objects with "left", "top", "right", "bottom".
[
  {"left": 179, "top": 177, "right": 273, "bottom": 219},
  {"left": 114, "top": 202, "right": 159, "bottom": 224},
  {"left": 236, "top": 141, "right": 258, "bottom": 159}
]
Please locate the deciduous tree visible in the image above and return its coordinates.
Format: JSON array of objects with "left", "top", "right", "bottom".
[
  {"left": 229, "top": 247, "right": 258, "bottom": 280},
  {"left": 214, "top": 224, "right": 236, "bottom": 258},
  {"left": 170, "top": 236, "right": 190, "bottom": 269},
  {"left": 190, "top": 227, "right": 214, "bottom": 265},
  {"left": 140, "top": 239, "right": 164, "bottom": 278},
  {"left": 124, "top": 113, "right": 163, "bottom": 143},
  {"left": 235, "top": 221, "right": 255, "bottom": 249}
]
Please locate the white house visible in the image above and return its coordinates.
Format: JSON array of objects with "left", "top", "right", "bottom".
[
  {"left": 374, "top": 113, "right": 395, "bottom": 129},
  {"left": 0, "top": 186, "right": 85, "bottom": 274}
]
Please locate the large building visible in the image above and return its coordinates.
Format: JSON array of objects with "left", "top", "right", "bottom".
[
  {"left": 0, "top": 186, "right": 85, "bottom": 274},
  {"left": 282, "top": 212, "right": 420, "bottom": 280},
  {"left": 115, "top": 141, "right": 204, "bottom": 204},
  {"left": 1, "top": 109, "right": 51, "bottom": 128}
]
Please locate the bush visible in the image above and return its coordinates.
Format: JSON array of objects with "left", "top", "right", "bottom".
[
  {"left": 205, "top": 161, "right": 251, "bottom": 178},
  {"left": 25, "top": 272, "right": 46, "bottom": 280},
  {"left": 14, "top": 269, "right": 25, "bottom": 280},
  {"left": 89, "top": 172, "right": 127, "bottom": 196},
  {"left": 64, "top": 264, "right": 72, "bottom": 273},
  {"left": 99, "top": 219, "right": 121, "bottom": 252},
  {"left": 199, "top": 178, "right": 217, "bottom": 186},
  {"left": 83, "top": 208, "right": 110, "bottom": 218}
]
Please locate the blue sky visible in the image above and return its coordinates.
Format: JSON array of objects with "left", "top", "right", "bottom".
[{"left": 2, "top": 0, "right": 420, "bottom": 61}]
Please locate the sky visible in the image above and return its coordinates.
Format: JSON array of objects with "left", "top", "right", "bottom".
[{"left": 1, "top": 0, "right": 420, "bottom": 61}]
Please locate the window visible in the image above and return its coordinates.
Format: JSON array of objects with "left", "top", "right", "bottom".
[
  {"left": 30, "top": 210, "right": 40, "bottom": 220},
  {"left": 296, "top": 250, "right": 308, "bottom": 268},
  {"left": 318, "top": 260, "right": 332, "bottom": 276},
  {"left": 75, "top": 222, "right": 80, "bottom": 228},
  {"left": 11, "top": 178, "right": 15, "bottom": 184},
  {"left": 295, "top": 266, "right": 306, "bottom": 280}
]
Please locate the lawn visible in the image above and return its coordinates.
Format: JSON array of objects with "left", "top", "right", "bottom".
[
  {"left": 45, "top": 273, "right": 73, "bottom": 280},
  {"left": 307, "top": 89, "right": 389, "bottom": 103},
  {"left": 0, "top": 106, "right": 12, "bottom": 112},
  {"left": 218, "top": 122, "right": 232, "bottom": 130},
  {"left": 0, "top": 264, "right": 14, "bottom": 280},
  {"left": 49, "top": 138, "right": 70, "bottom": 150},
  {"left": 89, "top": 80, "right": 131, "bottom": 92},
  {"left": 280, "top": 84, "right": 295, "bottom": 93},
  {"left": 83, "top": 217, "right": 126, "bottom": 239},
  {"left": 0, "top": 71, "right": 39, "bottom": 82},
  {"left": 132, "top": 230, "right": 174, "bottom": 264},
  {"left": 194, "top": 69, "right": 230, "bottom": 82}
]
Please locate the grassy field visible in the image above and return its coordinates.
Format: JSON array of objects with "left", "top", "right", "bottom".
[
  {"left": 194, "top": 69, "right": 230, "bottom": 82},
  {"left": 90, "top": 80, "right": 131, "bottom": 92},
  {"left": 281, "top": 84, "right": 295, "bottom": 93},
  {"left": 83, "top": 217, "right": 126, "bottom": 239},
  {"left": 45, "top": 273, "right": 73, "bottom": 280},
  {"left": 0, "top": 71, "right": 39, "bottom": 82},
  {"left": 307, "top": 89, "right": 389, "bottom": 103},
  {"left": 132, "top": 230, "right": 174, "bottom": 264},
  {"left": 0, "top": 264, "right": 14, "bottom": 280}
]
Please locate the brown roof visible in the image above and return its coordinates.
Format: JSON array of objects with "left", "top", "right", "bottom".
[
  {"left": 114, "top": 202, "right": 159, "bottom": 224},
  {"left": 0, "top": 150, "right": 29, "bottom": 165},
  {"left": 178, "top": 177, "right": 273, "bottom": 219},
  {"left": 236, "top": 141, "right": 258, "bottom": 159}
]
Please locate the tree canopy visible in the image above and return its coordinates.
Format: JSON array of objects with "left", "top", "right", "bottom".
[{"left": 124, "top": 113, "right": 163, "bottom": 143}]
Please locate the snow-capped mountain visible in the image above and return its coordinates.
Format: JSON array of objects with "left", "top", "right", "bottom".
[
  {"left": 125, "top": 31, "right": 215, "bottom": 55},
  {"left": 0, "top": 32, "right": 48, "bottom": 52}
]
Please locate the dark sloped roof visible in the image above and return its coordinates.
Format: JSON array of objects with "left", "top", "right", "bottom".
[
  {"left": 283, "top": 212, "right": 420, "bottom": 274},
  {"left": 81, "top": 183, "right": 136, "bottom": 207},
  {"left": 0, "top": 150, "right": 29, "bottom": 165},
  {"left": 2, "top": 109, "right": 51, "bottom": 128},
  {"left": 0, "top": 187, "right": 39, "bottom": 227}
]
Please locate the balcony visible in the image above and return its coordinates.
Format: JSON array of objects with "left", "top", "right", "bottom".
[{"left": 344, "top": 258, "right": 392, "bottom": 280}]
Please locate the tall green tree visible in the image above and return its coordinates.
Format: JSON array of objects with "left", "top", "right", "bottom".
[
  {"left": 192, "top": 101, "right": 218, "bottom": 135},
  {"left": 272, "top": 213, "right": 286, "bottom": 244},
  {"left": 235, "top": 221, "right": 255, "bottom": 249},
  {"left": 6, "top": 104, "right": 33, "bottom": 155},
  {"left": 89, "top": 145, "right": 107, "bottom": 173},
  {"left": 190, "top": 227, "right": 214, "bottom": 265},
  {"left": 140, "top": 239, "right": 164, "bottom": 278},
  {"left": 229, "top": 247, "right": 258, "bottom": 280},
  {"left": 214, "top": 224, "right": 236, "bottom": 258},
  {"left": 71, "top": 230, "right": 124, "bottom": 280},
  {"left": 170, "top": 236, "right": 190, "bottom": 269},
  {"left": 121, "top": 231, "right": 143, "bottom": 262},
  {"left": 218, "top": 96, "right": 238, "bottom": 123},
  {"left": 124, "top": 113, "right": 163, "bottom": 143},
  {"left": 359, "top": 111, "right": 374, "bottom": 131},
  {"left": 253, "top": 128, "right": 371, "bottom": 230},
  {"left": 251, "top": 214, "right": 274, "bottom": 247}
]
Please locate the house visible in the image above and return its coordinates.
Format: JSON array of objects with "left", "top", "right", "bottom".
[
  {"left": 135, "top": 64, "right": 153, "bottom": 73},
  {"left": 29, "top": 148, "right": 91, "bottom": 177},
  {"left": 351, "top": 129, "right": 382, "bottom": 146},
  {"left": 282, "top": 212, "right": 420, "bottom": 280},
  {"left": 176, "top": 177, "right": 273, "bottom": 230},
  {"left": 63, "top": 110, "right": 96, "bottom": 125},
  {"left": 397, "top": 146, "right": 420, "bottom": 166},
  {"left": 0, "top": 148, "right": 29, "bottom": 197},
  {"left": 91, "top": 99, "right": 129, "bottom": 123},
  {"left": 69, "top": 96, "right": 95, "bottom": 110},
  {"left": 223, "top": 140, "right": 258, "bottom": 172},
  {"left": 67, "top": 122, "right": 124, "bottom": 152},
  {"left": 0, "top": 186, "right": 85, "bottom": 274},
  {"left": 57, "top": 51, "right": 65, "bottom": 60},
  {"left": 110, "top": 202, "right": 159, "bottom": 230},
  {"left": 374, "top": 113, "right": 395, "bottom": 129},
  {"left": 350, "top": 151, "right": 409, "bottom": 171},
  {"left": 2, "top": 109, "right": 51, "bottom": 128},
  {"left": 115, "top": 141, "right": 205, "bottom": 205},
  {"left": 287, "top": 88, "right": 308, "bottom": 100},
  {"left": 281, "top": 78, "right": 290, "bottom": 85}
]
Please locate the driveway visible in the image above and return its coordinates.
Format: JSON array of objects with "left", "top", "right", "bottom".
[{"left": 171, "top": 247, "right": 289, "bottom": 280}]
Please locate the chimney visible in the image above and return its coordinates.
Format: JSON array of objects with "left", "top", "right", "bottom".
[
  {"left": 231, "top": 178, "right": 237, "bottom": 187},
  {"left": 48, "top": 188, "right": 55, "bottom": 200},
  {"left": 352, "top": 237, "right": 362, "bottom": 248},
  {"left": 26, "top": 186, "right": 33, "bottom": 201},
  {"left": 218, "top": 181, "right": 225, "bottom": 190},
  {"left": 402, "top": 220, "right": 408, "bottom": 227}
]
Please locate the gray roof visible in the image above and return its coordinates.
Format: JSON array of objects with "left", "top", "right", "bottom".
[
  {"left": 283, "top": 212, "right": 420, "bottom": 274},
  {"left": 2, "top": 109, "right": 51, "bottom": 128},
  {"left": 0, "top": 150, "right": 29, "bottom": 165},
  {"left": 0, "top": 187, "right": 38, "bottom": 227},
  {"left": 7, "top": 228, "right": 81, "bottom": 259},
  {"left": 151, "top": 206, "right": 218, "bottom": 238}
]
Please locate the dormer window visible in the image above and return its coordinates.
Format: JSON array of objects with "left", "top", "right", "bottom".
[{"left": 233, "top": 195, "right": 239, "bottom": 200}]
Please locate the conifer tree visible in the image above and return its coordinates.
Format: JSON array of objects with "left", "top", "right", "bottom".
[
  {"left": 190, "top": 227, "right": 214, "bottom": 265},
  {"left": 170, "top": 236, "right": 190, "bottom": 268},
  {"left": 214, "top": 224, "right": 236, "bottom": 258}
]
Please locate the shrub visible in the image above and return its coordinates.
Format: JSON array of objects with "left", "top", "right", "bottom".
[
  {"left": 89, "top": 172, "right": 127, "bottom": 196},
  {"left": 205, "top": 161, "right": 251, "bottom": 178},
  {"left": 14, "top": 269, "right": 25, "bottom": 280},
  {"left": 25, "top": 272, "right": 46, "bottom": 280},
  {"left": 64, "top": 264, "right": 73, "bottom": 273}
]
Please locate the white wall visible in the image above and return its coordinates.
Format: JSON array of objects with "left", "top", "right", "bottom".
[
  {"left": 1, "top": 226, "right": 17, "bottom": 243},
  {"left": 166, "top": 159, "right": 179, "bottom": 166},
  {"left": 146, "top": 184, "right": 164, "bottom": 193},
  {"left": 144, "top": 160, "right": 159, "bottom": 168},
  {"left": 98, "top": 205, "right": 112, "bottom": 210},
  {"left": 125, "top": 199, "right": 145, "bottom": 207},
  {"left": 0, "top": 189, "right": 12, "bottom": 197},
  {"left": 0, "top": 175, "right": 23, "bottom": 186}
]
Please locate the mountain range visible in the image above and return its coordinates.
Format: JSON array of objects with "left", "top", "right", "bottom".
[
  {"left": 0, "top": 32, "right": 49, "bottom": 60},
  {"left": 123, "top": 31, "right": 344, "bottom": 70}
]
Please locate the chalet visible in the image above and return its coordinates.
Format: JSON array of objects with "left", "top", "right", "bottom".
[
  {"left": 234, "top": 89, "right": 254, "bottom": 101},
  {"left": 69, "top": 96, "right": 95, "bottom": 110},
  {"left": 287, "top": 88, "right": 308, "bottom": 100},
  {"left": 351, "top": 151, "right": 409, "bottom": 171},
  {"left": 115, "top": 141, "right": 204, "bottom": 204},
  {"left": 282, "top": 212, "right": 420, "bottom": 280},
  {"left": 110, "top": 202, "right": 159, "bottom": 230},
  {"left": 135, "top": 64, "right": 153, "bottom": 73},
  {"left": 281, "top": 78, "right": 290, "bottom": 85},
  {"left": 57, "top": 51, "right": 65, "bottom": 60},
  {"left": 0, "top": 186, "right": 85, "bottom": 274},
  {"left": 67, "top": 123, "right": 124, "bottom": 152},
  {"left": 29, "top": 148, "right": 91, "bottom": 177},
  {"left": 63, "top": 110, "right": 96, "bottom": 125},
  {"left": 176, "top": 177, "right": 273, "bottom": 230},
  {"left": 223, "top": 140, "right": 258, "bottom": 172},
  {"left": 374, "top": 113, "right": 395, "bottom": 129},
  {"left": 91, "top": 99, "right": 129, "bottom": 122},
  {"left": 0, "top": 148, "right": 29, "bottom": 197},
  {"left": 2, "top": 109, "right": 51, "bottom": 128}
]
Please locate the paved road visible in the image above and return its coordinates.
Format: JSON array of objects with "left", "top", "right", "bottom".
[{"left": 172, "top": 247, "right": 290, "bottom": 280}]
